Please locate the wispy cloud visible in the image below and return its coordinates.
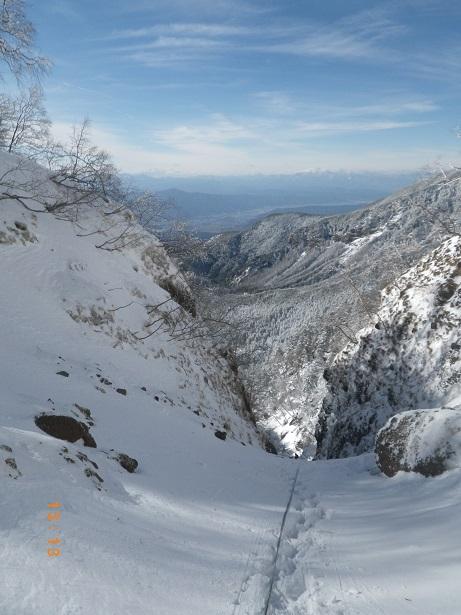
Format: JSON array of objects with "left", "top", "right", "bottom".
[
  {"left": 103, "top": 6, "right": 406, "bottom": 69},
  {"left": 51, "top": 118, "right": 456, "bottom": 176},
  {"left": 250, "top": 92, "right": 438, "bottom": 122},
  {"left": 153, "top": 114, "right": 256, "bottom": 150},
  {"left": 48, "top": 0, "right": 81, "bottom": 20},
  {"left": 297, "top": 120, "right": 431, "bottom": 135},
  {"left": 111, "top": 0, "right": 271, "bottom": 18},
  {"left": 253, "top": 7, "right": 406, "bottom": 61},
  {"left": 107, "top": 23, "right": 256, "bottom": 40},
  {"left": 254, "top": 91, "right": 296, "bottom": 114},
  {"left": 345, "top": 101, "right": 439, "bottom": 115}
]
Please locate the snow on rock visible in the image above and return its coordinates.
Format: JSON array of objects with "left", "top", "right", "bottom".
[
  {"left": 317, "top": 235, "right": 461, "bottom": 459},
  {"left": 375, "top": 407, "right": 461, "bottom": 477}
]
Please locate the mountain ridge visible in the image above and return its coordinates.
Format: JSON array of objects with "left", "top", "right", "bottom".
[{"left": 186, "top": 169, "right": 461, "bottom": 454}]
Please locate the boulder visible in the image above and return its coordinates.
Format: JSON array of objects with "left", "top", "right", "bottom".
[
  {"left": 35, "top": 414, "right": 97, "bottom": 448},
  {"left": 375, "top": 407, "right": 461, "bottom": 477},
  {"left": 108, "top": 451, "right": 138, "bottom": 473}
]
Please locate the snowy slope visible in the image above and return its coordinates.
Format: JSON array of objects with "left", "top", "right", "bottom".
[
  {"left": 317, "top": 235, "right": 461, "bottom": 458},
  {"left": 1, "top": 152, "right": 461, "bottom": 615},
  {"left": 263, "top": 454, "right": 461, "bottom": 615},
  {"left": 0, "top": 151, "right": 281, "bottom": 612}
]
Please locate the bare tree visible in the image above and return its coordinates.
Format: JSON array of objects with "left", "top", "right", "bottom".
[
  {"left": 0, "top": 0, "right": 49, "bottom": 79},
  {"left": 0, "top": 119, "right": 117, "bottom": 217},
  {"left": 0, "top": 86, "right": 50, "bottom": 154},
  {"left": 162, "top": 220, "right": 206, "bottom": 264}
]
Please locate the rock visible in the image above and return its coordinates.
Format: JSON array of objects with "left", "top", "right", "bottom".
[
  {"left": 35, "top": 414, "right": 97, "bottom": 448},
  {"left": 214, "top": 430, "right": 227, "bottom": 441},
  {"left": 76, "top": 451, "right": 98, "bottom": 469},
  {"left": 84, "top": 467, "right": 104, "bottom": 489},
  {"left": 4, "top": 457, "right": 21, "bottom": 478},
  {"left": 375, "top": 408, "right": 461, "bottom": 477},
  {"left": 56, "top": 370, "right": 70, "bottom": 377},
  {"left": 116, "top": 388, "right": 127, "bottom": 396},
  {"left": 74, "top": 403, "right": 94, "bottom": 425},
  {"left": 114, "top": 452, "right": 138, "bottom": 473},
  {"left": 264, "top": 439, "right": 278, "bottom": 455}
]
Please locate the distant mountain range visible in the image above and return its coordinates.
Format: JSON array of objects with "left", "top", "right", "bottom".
[{"left": 126, "top": 171, "right": 421, "bottom": 233}]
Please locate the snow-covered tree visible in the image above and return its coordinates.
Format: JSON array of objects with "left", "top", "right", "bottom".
[
  {"left": 0, "top": 0, "right": 49, "bottom": 79},
  {"left": 0, "top": 86, "right": 50, "bottom": 154}
]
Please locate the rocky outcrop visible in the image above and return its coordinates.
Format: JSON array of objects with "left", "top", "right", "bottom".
[
  {"left": 113, "top": 452, "right": 138, "bottom": 473},
  {"left": 375, "top": 407, "right": 461, "bottom": 477}
]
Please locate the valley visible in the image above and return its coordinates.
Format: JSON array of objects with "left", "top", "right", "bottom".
[
  {"left": 1, "top": 2, "right": 461, "bottom": 612},
  {"left": 186, "top": 170, "right": 461, "bottom": 454}
]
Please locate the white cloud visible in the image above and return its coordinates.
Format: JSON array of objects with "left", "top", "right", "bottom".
[
  {"left": 249, "top": 6, "right": 405, "bottom": 61},
  {"left": 103, "top": 6, "right": 406, "bottom": 69},
  {"left": 251, "top": 94, "right": 438, "bottom": 120},
  {"left": 254, "top": 91, "right": 296, "bottom": 115},
  {"left": 107, "top": 23, "right": 255, "bottom": 40},
  {"left": 50, "top": 116, "right": 452, "bottom": 176},
  {"left": 297, "top": 120, "right": 431, "bottom": 135},
  {"left": 113, "top": 0, "right": 270, "bottom": 17},
  {"left": 154, "top": 114, "right": 256, "bottom": 149},
  {"left": 340, "top": 101, "right": 439, "bottom": 116}
]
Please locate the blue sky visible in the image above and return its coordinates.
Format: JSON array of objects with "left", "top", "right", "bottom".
[{"left": 27, "top": 0, "right": 461, "bottom": 175}]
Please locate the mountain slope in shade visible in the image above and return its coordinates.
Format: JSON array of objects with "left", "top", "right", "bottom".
[{"left": 317, "top": 235, "right": 461, "bottom": 459}]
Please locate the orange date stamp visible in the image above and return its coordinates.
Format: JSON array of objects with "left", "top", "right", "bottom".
[{"left": 47, "top": 501, "right": 62, "bottom": 557}]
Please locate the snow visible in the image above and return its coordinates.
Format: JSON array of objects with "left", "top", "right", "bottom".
[
  {"left": 1, "top": 152, "right": 461, "bottom": 614},
  {"left": 318, "top": 235, "right": 461, "bottom": 459},
  {"left": 338, "top": 228, "right": 384, "bottom": 264},
  {"left": 265, "top": 455, "right": 461, "bottom": 615},
  {"left": 376, "top": 407, "right": 461, "bottom": 475}
]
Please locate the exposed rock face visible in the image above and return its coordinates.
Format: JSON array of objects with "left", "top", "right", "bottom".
[
  {"left": 114, "top": 453, "right": 138, "bottom": 473},
  {"left": 376, "top": 408, "right": 461, "bottom": 477},
  {"left": 316, "top": 236, "right": 461, "bottom": 459},
  {"left": 35, "top": 415, "right": 97, "bottom": 448}
]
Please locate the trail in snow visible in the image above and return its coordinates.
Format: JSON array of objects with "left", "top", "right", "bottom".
[
  {"left": 263, "top": 464, "right": 301, "bottom": 615},
  {"left": 235, "top": 454, "right": 461, "bottom": 615}
]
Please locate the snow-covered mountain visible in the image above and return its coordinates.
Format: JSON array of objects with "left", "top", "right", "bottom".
[
  {"left": 2, "top": 152, "right": 461, "bottom": 615},
  {"left": 188, "top": 170, "right": 461, "bottom": 454},
  {"left": 0, "top": 153, "right": 262, "bottom": 451},
  {"left": 316, "top": 234, "right": 461, "bottom": 459}
]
